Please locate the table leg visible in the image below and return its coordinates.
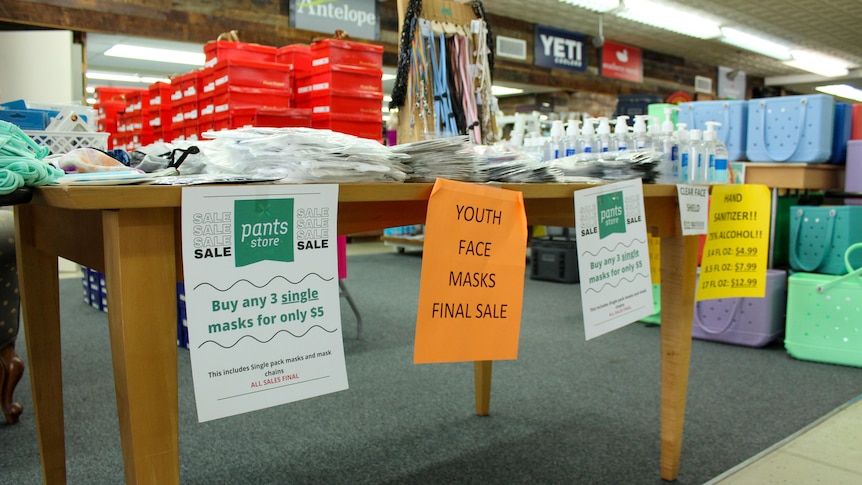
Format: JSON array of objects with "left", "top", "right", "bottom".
[
  {"left": 474, "top": 360, "right": 492, "bottom": 416},
  {"left": 15, "top": 204, "right": 67, "bottom": 484},
  {"left": 102, "top": 208, "right": 179, "bottom": 485},
  {"left": 659, "top": 234, "right": 699, "bottom": 481}
]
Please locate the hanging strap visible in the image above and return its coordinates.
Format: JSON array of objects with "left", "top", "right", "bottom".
[
  {"left": 694, "top": 297, "right": 743, "bottom": 335},
  {"left": 756, "top": 97, "right": 809, "bottom": 162},
  {"left": 789, "top": 207, "right": 836, "bottom": 272},
  {"left": 817, "top": 242, "right": 862, "bottom": 293},
  {"left": 430, "top": 31, "right": 456, "bottom": 136}
]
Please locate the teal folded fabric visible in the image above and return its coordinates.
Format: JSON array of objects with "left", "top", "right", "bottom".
[{"left": 0, "top": 121, "right": 65, "bottom": 195}]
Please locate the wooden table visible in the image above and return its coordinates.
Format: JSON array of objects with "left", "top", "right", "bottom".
[{"left": 16, "top": 182, "right": 697, "bottom": 484}]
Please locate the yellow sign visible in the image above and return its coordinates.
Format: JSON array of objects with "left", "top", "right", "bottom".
[
  {"left": 647, "top": 233, "right": 661, "bottom": 285},
  {"left": 414, "top": 179, "right": 528, "bottom": 363},
  {"left": 696, "top": 185, "right": 771, "bottom": 301}
]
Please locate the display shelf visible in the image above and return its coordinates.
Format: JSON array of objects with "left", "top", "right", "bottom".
[
  {"left": 740, "top": 162, "right": 844, "bottom": 190},
  {"left": 381, "top": 234, "right": 424, "bottom": 253}
]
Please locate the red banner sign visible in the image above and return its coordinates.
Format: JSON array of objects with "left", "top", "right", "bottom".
[{"left": 601, "top": 40, "right": 643, "bottom": 83}]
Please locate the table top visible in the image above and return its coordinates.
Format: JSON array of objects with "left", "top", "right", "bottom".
[{"left": 29, "top": 182, "right": 681, "bottom": 210}]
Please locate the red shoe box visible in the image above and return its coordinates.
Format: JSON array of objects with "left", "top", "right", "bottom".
[
  {"left": 255, "top": 107, "right": 312, "bottom": 128},
  {"left": 296, "top": 74, "right": 312, "bottom": 109},
  {"left": 311, "top": 39, "right": 383, "bottom": 70},
  {"left": 203, "top": 59, "right": 294, "bottom": 92},
  {"left": 148, "top": 82, "right": 172, "bottom": 108},
  {"left": 204, "top": 41, "right": 277, "bottom": 67},
  {"left": 183, "top": 120, "right": 200, "bottom": 141},
  {"left": 312, "top": 112, "right": 382, "bottom": 141},
  {"left": 211, "top": 85, "right": 293, "bottom": 113},
  {"left": 211, "top": 107, "right": 312, "bottom": 131},
  {"left": 277, "top": 44, "right": 312, "bottom": 74},
  {"left": 124, "top": 90, "right": 150, "bottom": 115},
  {"left": 311, "top": 65, "right": 382, "bottom": 94},
  {"left": 311, "top": 89, "right": 383, "bottom": 117}
]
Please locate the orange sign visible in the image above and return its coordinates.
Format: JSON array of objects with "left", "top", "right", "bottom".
[{"left": 414, "top": 179, "right": 528, "bottom": 364}]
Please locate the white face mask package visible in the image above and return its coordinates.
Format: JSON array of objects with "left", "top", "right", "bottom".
[
  {"left": 198, "top": 127, "right": 410, "bottom": 183},
  {"left": 391, "top": 136, "right": 488, "bottom": 183},
  {"left": 551, "top": 148, "right": 663, "bottom": 183}
]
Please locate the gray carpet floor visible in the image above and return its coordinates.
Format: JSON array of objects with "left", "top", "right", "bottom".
[{"left": 3, "top": 251, "right": 862, "bottom": 484}]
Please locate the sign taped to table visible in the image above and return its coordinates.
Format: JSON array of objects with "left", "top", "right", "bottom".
[{"left": 181, "top": 184, "right": 347, "bottom": 422}]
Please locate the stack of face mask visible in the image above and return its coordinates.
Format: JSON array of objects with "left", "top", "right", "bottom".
[{"left": 0, "top": 120, "right": 65, "bottom": 195}]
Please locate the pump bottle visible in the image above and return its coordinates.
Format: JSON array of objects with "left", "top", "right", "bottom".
[
  {"left": 687, "top": 128, "right": 704, "bottom": 183},
  {"left": 544, "top": 120, "right": 565, "bottom": 161},
  {"left": 613, "top": 115, "right": 629, "bottom": 152},
  {"left": 676, "top": 124, "right": 691, "bottom": 182},
  {"left": 564, "top": 120, "right": 581, "bottom": 157},
  {"left": 579, "top": 118, "right": 597, "bottom": 154},
  {"left": 631, "top": 115, "right": 650, "bottom": 150},
  {"left": 704, "top": 121, "right": 729, "bottom": 183},
  {"left": 658, "top": 108, "right": 679, "bottom": 183},
  {"left": 596, "top": 117, "right": 612, "bottom": 153}
]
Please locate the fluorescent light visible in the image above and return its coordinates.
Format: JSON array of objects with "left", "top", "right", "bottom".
[
  {"left": 815, "top": 84, "right": 862, "bottom": 102},
  {"left": 720, "top": 27, "right": 791, "bottom": 60},
  {"left": 86, "top": 71, "right": 171, "bottom": 84},
  {"left": 557, "top": 0, "right": 619, "bottom": 13},
  {"left": 383, "top": 95, "right": 393, "bottom": 103},
  {"left": 492, "top": 86, "right": 524, "bottom": 96},
  {"left": 105, "top": 44, "right": 205, "bottom": 66},
  {"left": 617, "top": 0, "right": 721, "bottom": 39},
  {"left": 784, "top": 50, "right": 850, "bottom": 77},
  {"left": 381, "top": 73, "right": 396, "bottom": 81}
]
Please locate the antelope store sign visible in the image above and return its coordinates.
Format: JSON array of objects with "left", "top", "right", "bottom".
[
  {"left": 290, "top": 0, "right": 380, "bottom": 40},
  {"left": 601, "top": 40, "right": 643, "bottom": 83},
  {"left": 534, "top": 25, "right": 587, "bottom": 72}
]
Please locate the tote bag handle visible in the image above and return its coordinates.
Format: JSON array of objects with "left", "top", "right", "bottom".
[
  {"left": 756, "top": 97, "right": 808, "bottom": 162},
  {"left": 818, "top": 243, "right": 862, "bottom": 293},
  {"left": 789, "top": 207, "right": 836, "bottom": 272},
  {"left": 694, "top": 297, "right": 743, "bottom": 335}
]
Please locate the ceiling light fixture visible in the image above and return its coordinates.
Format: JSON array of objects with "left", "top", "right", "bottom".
[
  {"left": 86, "top": 71, "right": 170, "bottom": 84},
  {"left": 719, "top": 27, "right": 792, "bottom": 60},
  {"left": 784, "top": 50, "right": 850, "bottom": 77},
  {"left": 104, "top": 44, "right": 206, "bottom": 66},
  {"left": 556, "top": 0, "right": 620, "bottom": 13},
  {"left": 815, "top": 84, "right": 862, "bottom": 102},
  {"left": 616, "top": 0, "right": 721, "bottom": 39},
  {"left": 491, "top": 86, "right": 525, "bottom": 96}
]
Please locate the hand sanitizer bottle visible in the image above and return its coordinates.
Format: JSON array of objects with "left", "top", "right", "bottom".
[
  {"left": 564, "top": 119, "right": 581, "bottom": 157},
  {"left": 704, "top": 121, "right": 729, "bottom": 183},
  {"left": 632, "top": 115, "right": 650, "bottom": 150},
  {"left": 658, "top": 108, "right": 679, "bottom": 183},
  {"left": 596, "top": 117, "right": 613, "bottom": 153},
  {"left": 544, "top": 120, "right": 565, "bottom": 161},
  {"left": 688, "top": 128, "right": 705, "bottom": 183},
  {"left": 648, "top": 116, "right": 661, "bottom": 148},
  {"left": 613, "top": 115, "right": 630, "bottom": 152},
  {"left": 579, "top": 118, "right": 597, "bottom": 154},
  {"left": 676, "top": 124, "right": 691, "bottom": 182}
]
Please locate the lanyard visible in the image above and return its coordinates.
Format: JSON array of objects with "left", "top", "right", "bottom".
[{"left": 430, "top": 31, "right": 456, "bottom": 136}]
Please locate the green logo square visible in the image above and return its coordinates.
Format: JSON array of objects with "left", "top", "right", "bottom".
[
  {"left": 234, "top": 199, "right": 294, "bottom": 267},
  {"left": 597, "top": 191, "right": 626, "bottom": 239}
]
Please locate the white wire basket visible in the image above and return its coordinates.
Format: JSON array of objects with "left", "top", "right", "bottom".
[{"left": 23, "top": 130, "right": 110, "bottom": 155}]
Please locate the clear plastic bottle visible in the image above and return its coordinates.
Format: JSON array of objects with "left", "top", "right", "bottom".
[
  {"left": 543, "top": 120, "right": 565, "bottom": 161},
  {"left": 648, "top": 116, "right": 661, "bottom": 148},
  {"left": 704, "top": 121, "right": 729, "bottom": 183},
  {"left": 677, "top": 124, "right": 691, "bottom": 182},
  {"left": 658, "top": 109, "right": 678, "bottom": 183},
  {"left": 564, "top": 119, "right": 580, "bottom": 157},
  {"left": 579, "top": 118, "right": 597, "bottom": 154},
  {"left": 613, "top": 115, "right": 630, "bottom": 152},
  {"left": 688, "top": 128, "right": 705, "bottom": 183},
  {"left": 631, "top": 115, "right": 650, "bottom": 150},
  {"left": 596, "top": 117, "right": 613, "bottom": 153}
]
